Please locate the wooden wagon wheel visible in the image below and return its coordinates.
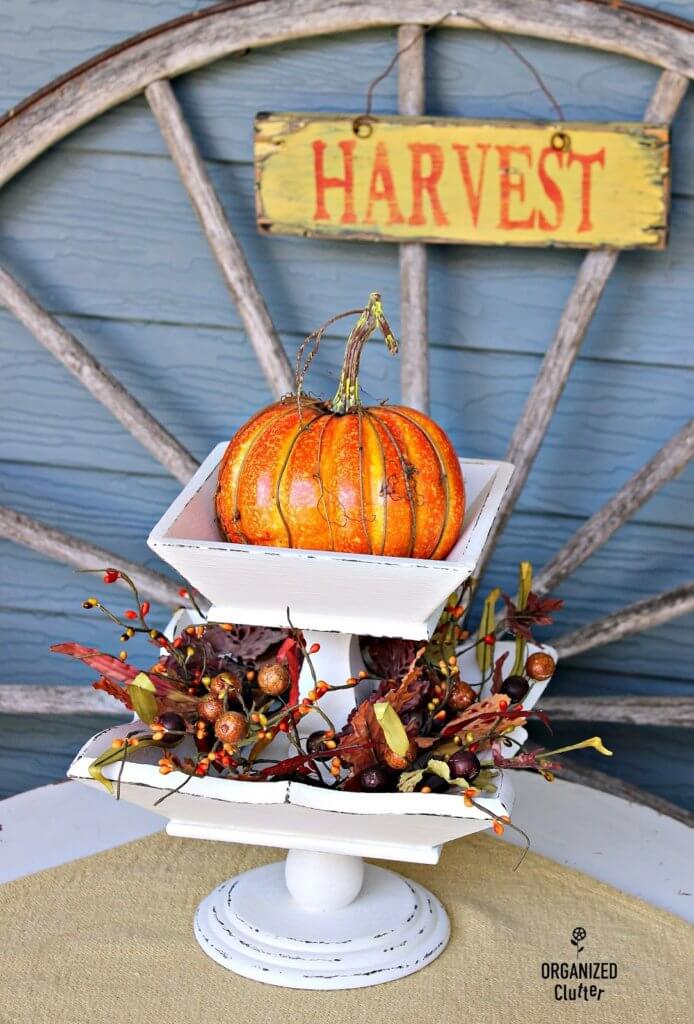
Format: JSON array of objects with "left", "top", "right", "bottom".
[{"left": 0, "top": 0, "right": 692, "bottom": 822}]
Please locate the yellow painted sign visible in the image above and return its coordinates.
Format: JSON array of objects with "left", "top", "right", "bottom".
[{"left": 254, "top": 114, "right": 669, "bottom": 249}]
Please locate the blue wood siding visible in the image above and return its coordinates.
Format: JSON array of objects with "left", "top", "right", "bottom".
[{"left": 0, "top": 1, "right": 692, "bottom": 805}]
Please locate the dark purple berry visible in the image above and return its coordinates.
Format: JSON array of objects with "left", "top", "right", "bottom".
[
  {"left": 306, "top": 731, "right": 327, "bottom": 755},
  {"left": 359, "top": 766, "right": 390, "bottom": 791},
  {"left": 401, "top": 709, "right": 424, "bottom": 730},
  {"left": 417, "top": 773, "right": 449, "bottom": 793},
  {"left": 154, "top": 711, "right": 186, "bottom": 746},
  {"left": 500, "top": 674, "right": 529, "bottom": 703},
  {"left": 448, "top": 749, "right": 481, "bottom": 782},
  {"left": 194, "top": 732, "right": 214, "bottom": 754}
]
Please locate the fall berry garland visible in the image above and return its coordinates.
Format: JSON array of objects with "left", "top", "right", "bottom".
[{"left": 53, "top": 562, "right": 612, "bottom": 850}]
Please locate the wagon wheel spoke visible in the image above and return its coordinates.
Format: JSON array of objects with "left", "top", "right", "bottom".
[
  {"left": 0, "top": 266, "right": 198, "bottom": 485},
  {"left": 475, "top": 68, "right": 690, "bottom": 580},
  {"left": 398, "top": 24, "right": 429, "bottom": 412},
  {"left": 0, "top": 506, "right": 183, "bottom": 608},
  {"left": 534, "top": 420, "right": 694, "bottom": 595},
  {"left": 145, "top": 78, "right": 293, "bottom": 399},
  {"left": 553, "top": 583, "right": 694, "bottom": 661}
]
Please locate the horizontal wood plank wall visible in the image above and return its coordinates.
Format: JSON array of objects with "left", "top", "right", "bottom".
[{"left": 0, "top": 0, "right": 692, "bottom": 802}]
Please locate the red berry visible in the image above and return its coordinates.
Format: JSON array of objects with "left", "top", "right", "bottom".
[
  {"left": 178, "top": 587, "right": 188, "bottom": 598},
  {"left": 308, "top": 642, "right": 321, "bottom": 654},
  {"left": 140, "top": 601, "right": 150, "bottom": 616},
  {"left": 103, "top": 569, "right": 120, "bottom": 584},
  {"left": 124, "top": 609, "right": 138, "bottom": 620},
  {"left": 483, "top": 634, "right": 495, "bottom": 646}
]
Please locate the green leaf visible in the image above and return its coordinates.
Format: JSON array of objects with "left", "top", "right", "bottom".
[
  {"left": 127, "top": 684, "right": 158, "bottom": 725},
  {"left": 88, "top": 736, "right": 156, "bottom": 795},
  {"left": 131, "top": 671, "right": 155, "bottom": 692},
  {"left": 516, "top": 561, "right": 533, "bottom": 611},
  {"left": 511, "top": 635, "right": 526, "bottom": 676},
  {"left": 397, "top": 769, "right": 425, "bottom": 793},
  {"left": 373, "top": 702, "right": 410, "bottom": 757},
  {"left": 426, "top": 758, "right": 451, "bottom": 783},
  {"left": 88, "top": 760, "right": 114, "bottom": 795},
  {"left": 476, "top": 587, "right": 501, "bottom": 675}
]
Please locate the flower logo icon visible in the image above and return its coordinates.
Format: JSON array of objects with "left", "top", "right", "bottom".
[{"left": 571, "top": 926, "right": 587, "bottom": 957}]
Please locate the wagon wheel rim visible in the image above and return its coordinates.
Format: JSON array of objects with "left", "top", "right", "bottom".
[{"left": 0, "top": 0, "right": 692, "bottom": 824}]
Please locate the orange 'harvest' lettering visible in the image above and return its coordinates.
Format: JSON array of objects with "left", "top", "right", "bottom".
[
  {"left": 497, "top": 145, "right": 536, "bottom": 230},
  {"left": 452, "top": 143, "right": 490, "bottom": 227},
  {"left": 568, "top": 148, "right": 605, "bottom": 232},
  {"left": 407, "top": 144, "right": 450, "bottom": 226},
  {"left": 537, "top": 148, "right": 565, "bottom": 231},
  {"left": 364, "top": 142, "right": 405, "bottom": 224},
  {"left": 312, "top": 139, "right": 357, "bottom": 223}
]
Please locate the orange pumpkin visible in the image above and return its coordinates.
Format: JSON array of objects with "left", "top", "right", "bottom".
[{"left": 216, "top": 294, "right": 465, "bottom": 559}]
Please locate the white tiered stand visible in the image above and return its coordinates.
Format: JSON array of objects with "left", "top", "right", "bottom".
[{"left": 68, "top": 445, "right": 558, "bottom": 990}]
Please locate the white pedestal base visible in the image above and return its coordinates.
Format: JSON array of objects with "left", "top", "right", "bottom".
[{"left": 193, "top": 851, "right": 450, "bottom": 989}]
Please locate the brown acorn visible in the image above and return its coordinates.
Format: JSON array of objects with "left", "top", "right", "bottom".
[
  {"left": 198, "top": 695, "right": 224, "bottom": 723},
  {"left": 209, "top": 672, "right": 241, "bottom": 698},
  {"left": 525, "top": 651, "right": 556, "bottom": 681},
  {"left": 257, "top": 661, "right": 290, "bottom": 696},
  {"left": 448, "top": 680, "right": 476, "bottom": 711},
  {"left": 214, "top": 711, "right": 248, "bottom": 745}
]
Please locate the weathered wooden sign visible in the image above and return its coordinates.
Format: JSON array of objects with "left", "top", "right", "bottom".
[{"left": 254, "top": 114, "right": 669, "bottom": 249}]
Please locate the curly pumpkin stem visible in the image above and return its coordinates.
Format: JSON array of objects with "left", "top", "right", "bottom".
[{"left": 331, "top": 292, "right": 398, "bottom": 414}]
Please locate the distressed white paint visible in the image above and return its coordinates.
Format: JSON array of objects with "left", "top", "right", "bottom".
[
  {"left": 193, "top": 857, "right": 450, "bottom": 989},
  {"left": 148, "top": 443, "right": 514, "bottom": 639}
]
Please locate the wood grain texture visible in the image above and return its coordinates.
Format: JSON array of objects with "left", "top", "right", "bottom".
[
  {"left": 475, "top": 68, "right": 688, "bottom": 580},
  {"left": 2, "top": 315, "right": 692, "bottom": 527},
  {"left": 6, "top": 149, "right": 694, "bottom": 370},
  {"left": 7, "top": 27, "right": 694, "bottom": 199},
  {"left": 398, "top": 24, "right": 429, "bottom": 413},
  {"left": 1, "top": 1, "right": 694, "bottom": 190},
  {"left": 0, "top": 265, "right": 198, "bottom": 484},
  {"left": 539, "top": 695, "right": 694, "bottom": 726},
  {"left": 145, "top": 78, "right": 293, "bottom": 398},
  {"left": 0, "top": 505, "right": 182, "bottom": 608},
  {"left": 535, "top": 419, "right": 694, "bottom": 593},
  {"left": 554, "top": 582, "right": 694, "bottom": 659}
]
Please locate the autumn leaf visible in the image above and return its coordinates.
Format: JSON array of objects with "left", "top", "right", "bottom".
[
  {"left": 52, "top": 643, "right": 139, "bottom": 684},
  {"left": 373, "top": 702, "right": 409, "bottom": 757},
  {"left": 441, "top": 694, "right": 527, "bottom": 741},
  {"left": 92, "top": 677, "right": 133, "bottom": 710},
  {"left": 490, "top": 652, "right": 510, "bottom": 694},
  {"left": 476, "top": 588, "right": 500, "bottom": 674},
  {"left": 502, "top": 591, "right": 564, "bottom": 642},
  {"left": 276, "top": 636, "right": 302, "bottom": 705}
]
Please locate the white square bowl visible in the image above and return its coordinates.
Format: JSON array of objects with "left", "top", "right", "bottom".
[{"left": 148, "top": 443, "right": 514, "bottom": 640}]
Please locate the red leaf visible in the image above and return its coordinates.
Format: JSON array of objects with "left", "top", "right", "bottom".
[
  {"left": 51, "top": 643, "right": 139, "bottom": 683},
  {"left": 277, "top": 637, "right": 302, "bottom": 705},
  {"left": 491, "top": 652, "right": 509, "bottom": 694},
  {"left": 92, "top": 677, "right": 133, "bottom": 710}
]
